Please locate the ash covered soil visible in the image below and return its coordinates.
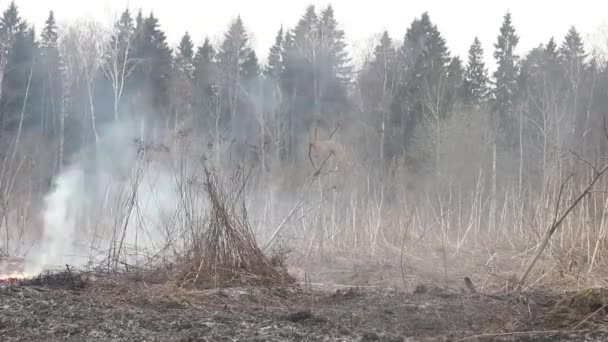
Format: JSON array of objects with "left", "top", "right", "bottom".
[{"left": 2, "top": 277, "right": 608, "bottom": 342}]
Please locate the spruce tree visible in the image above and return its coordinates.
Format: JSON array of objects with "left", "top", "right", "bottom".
[
  {"left": 131, "top": 12, "right": 172, "bottom": 116},
  {"left": 319, "top": 5, "right": 351, "bottom": 85},
  {"left": 446, "top": 56, "right": 465, "bottom": 108},
  {"left": 40, "top": 10, "right": 61, "bottom": 134},
  {"left": 217, "top": 16, "right": 252, "bottom": 83},
  {"left": 559, "top": 26, "right": 586, "bottom": 69},
  {"left": 280, "top": 29, "right": 297, "bottom": 93},
  {"left": 294, "top": 5, "right": 318, "bottom": 58},
  {"left": 392, "top": 12, "right": 450, "bottom": 150},
  {"left": 192, "top": 38, "right": 216, "bottom": 129},
  {"left": 113, "top": 9, "right": 134, "bottom": 49},
  {"left": 464, "top": 37, "right": 489, "bottom": 105},
  {"left": 264, "top": 27, "right": 284, "bottom": 80},
  {"left": 194, "top": 37, "right": 215, "bottom": 86},
  {"left": 361, "top": 31, "right": 397, "bottom": 112},
  {"left": 559, "top": 26, "right": 587, "bottom": 137},
  {"left": 0, "top": 1, "right": 36, "bottom": 128},
  {"left": 216, "top": 16, "right": 255, "bottom": 131},
  {"left": 40, "top": 11, "right": 58, "bottom": 49},
  {"left": 493, "top": 11, "right": 520, "bottom": 142},
  {"left": 359, "top": 30, "right": 398, "bottom": 160},
  {"left": 241, "top": 50, "right": 260, "bottom": 81},
  {"left": 177, "top": 32, "right": 195, "bottom": 79}
]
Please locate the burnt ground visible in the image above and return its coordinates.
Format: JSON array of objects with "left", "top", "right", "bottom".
[{"left": 2, "top": 276, "right": 608, "bottom": 342}]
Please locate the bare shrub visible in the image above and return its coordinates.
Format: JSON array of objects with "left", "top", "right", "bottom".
[{"left": 178, "top": 164, "right": 294, "bottom": 288}]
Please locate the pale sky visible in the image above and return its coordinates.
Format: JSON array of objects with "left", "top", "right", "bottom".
[{"left": 9, "top": 0, "right": 608, "bottom": 67}]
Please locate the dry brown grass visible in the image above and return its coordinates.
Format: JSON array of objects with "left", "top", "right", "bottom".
[{"left": 177, "top": 164, "right": 294, "bottom": 288}]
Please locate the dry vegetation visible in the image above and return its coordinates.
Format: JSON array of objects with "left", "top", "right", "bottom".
[{"left": 1, "top": 2, "right": 608, "bottom": 341}]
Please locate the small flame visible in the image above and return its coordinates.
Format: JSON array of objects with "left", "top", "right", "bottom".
[
  {"left": 0, "top": 272, "right": 32, "bottom": 286},
  {"left": 1, "top": 272, "right": 32, "bottom": 280}
]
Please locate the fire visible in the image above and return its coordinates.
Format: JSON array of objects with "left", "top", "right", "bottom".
[
  {"left": 0, "top": 272, "right": 32, "bottom": 286},
  {"left": 0, "top": 256, "right": 31, "bottom": 286}
]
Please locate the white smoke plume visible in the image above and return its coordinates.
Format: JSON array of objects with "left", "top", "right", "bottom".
[{"left": 25, "top": 118, "right": 181, "bottom": 275}]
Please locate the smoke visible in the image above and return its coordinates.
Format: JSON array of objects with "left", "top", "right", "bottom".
[
  {"left": 25, "top": 118, "right": 180, "bottom": 274},
  {"left": 33, "top": 166, "right": 86, "bottom": 272}
]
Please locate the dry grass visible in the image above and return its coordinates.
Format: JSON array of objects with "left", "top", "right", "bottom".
[{"left": 177, "top": 164, "right": 294, "bottom": 288}]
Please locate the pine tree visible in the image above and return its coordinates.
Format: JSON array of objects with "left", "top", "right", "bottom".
[
  {"left": 493, "top": 11, "right": 520, "bottom": 142},
  {"left": 464, "top": 37, "right": 489, "bottom": 105},
  {"left": 264, "top": 27, "right": 284, "bottom": 80}
]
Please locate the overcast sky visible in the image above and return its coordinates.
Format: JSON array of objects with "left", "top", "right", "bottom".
[{"left": 10, "top": 0, "right": 608, "bottom": 67}]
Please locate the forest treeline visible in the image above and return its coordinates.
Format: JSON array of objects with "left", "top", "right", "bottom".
[{"left": 0, "top": 1, "right": 607, "bottom": 200}]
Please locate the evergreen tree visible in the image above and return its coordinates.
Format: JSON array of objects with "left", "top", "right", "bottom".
[
  {"left": 559, "top": 26, "right": 588, "bottom": 138},
  {"left": 176, "top": 31, "right": 195, "bottom": 79},
  {"left": 264, "top": 27, "right": 284, "bottom": 80},
  {"left": 113, "top": 9, "right": 134, "bottom": 49},
  {"left": 216, "top": 16, "right": 255, "bottom": 136},
  {"left": 241, "top": 50, "right": 260, "bottom": 81},
  {"left": 463, "top": 37, "right": 489, "bottom": 105},
  {"left": 559, "top": 26, "right": 586, "bottom": 71},
  {"left": 39, "top": 10, "right": 61, "bottom": 134},
  {"left": 194, "top": 37, "right": 215, "bottom": 90},
  {"left": 360, "top": 30, "right": 397, "bottom": 115},
  {"left": 493, "top": 11, "right": 520, "bottom": 142},
  {"left": 0, "top": 1, "right": 37, "bottom": 129},
  {"left": 294, "top": 5, "right": 318, "bottom": 60},
  {"left": 290, "top": 5, "right": 318, "bottom": 114},
  {"left": 0, "top": 1, "right": 26, "bottom": 44},
  {"left": 40, "top": 11, "right": 58, "bottom": 49},
  {"left": 318, "top": 5, "right": 351, "bottom": 85},
  {"left": 194, "top": 37, "right": 216, "bottom": 98},
  {"left": 317, "top": 5, "right": 351, "bottom": 113},
  {"left": 359, "top": 30, "right": 398, "bottom": 160},
  {"left": 192, "top": 38, "right": 216, "bottom": 129},
  {"left": 391, "top": 12, "right": 450, "bottom": 151},
  {"left": 280, "top": 29, "right": 297, "bottom": 93},
  {"left": 446, "top": 56, "right": 465, "bottom": 109},
  {"left": 131, "top": 12, "right": 172, "bottom": 117},
  {"left": 216, "top": 16, "right": 252, "bottom": 86}
]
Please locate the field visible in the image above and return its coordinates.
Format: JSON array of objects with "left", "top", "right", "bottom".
[{"left": 2, "top": 255, "right": 608, "bottom": 342}]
